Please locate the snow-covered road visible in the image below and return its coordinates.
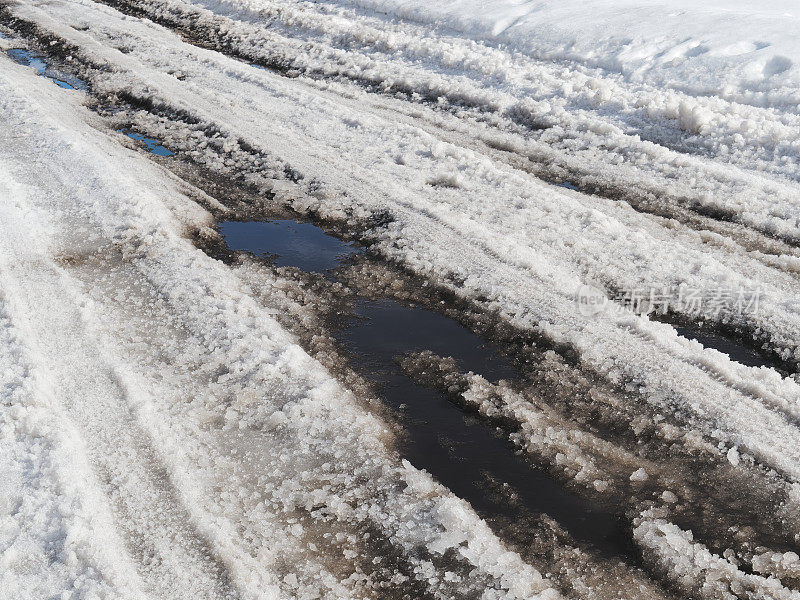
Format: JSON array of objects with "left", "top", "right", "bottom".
[{"left": 2, "top": 0, "right": 800, "bottom": 598}]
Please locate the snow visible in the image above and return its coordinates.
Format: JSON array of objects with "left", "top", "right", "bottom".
[
  {"left": 752, "top": 550, "right": 800, "bottom": 581},
  {"left": 0, "top": 125, "right": 147, "bottom": 600},
  {"left": 329, "top": 0, "right": 800, "bottom": 106},
  {"left": 0, "top": 57, "right": 557, "bottom": 599},
  {"left": 3, "top": 0, "right": 800, "bottom": 597},
  {"left": 634, "top": 511, "right": 800, "bottom": 600},
  {"left": 28, "top": 0, "right": 800, "bottom": 482},
  {"left": 153, "top": 0, "right": 800, "bottom": 241}
]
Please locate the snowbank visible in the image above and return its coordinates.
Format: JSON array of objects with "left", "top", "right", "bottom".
[{"left": 331, "top": 0, "right": 800, "bottom": 104}]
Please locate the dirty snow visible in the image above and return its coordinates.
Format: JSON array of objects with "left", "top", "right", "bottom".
[{"left": 2, "top": 0, "right": 800, "bottom": 598}]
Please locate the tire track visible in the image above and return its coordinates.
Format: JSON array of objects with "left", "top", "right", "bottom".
[
  {"left": 67, "top": 0, "right": 800, "bottom": 245},
  {"left": 0, "top": 88, "right": 244, "bottom": 600}
]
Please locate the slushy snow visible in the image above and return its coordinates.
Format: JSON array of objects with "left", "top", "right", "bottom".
[{"left": 2, "top": 0, "right": 800, "bottom": 598}]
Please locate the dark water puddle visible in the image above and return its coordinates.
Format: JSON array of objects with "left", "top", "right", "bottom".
[
  {"left": 675, "top": 325, "right": 777, "bottom": 370},
  {"left": 555, "top": 181, "right": 579, "bottom": 191},
  {"left": 341, "top": 299, "right": 628, "bottom": 556},
  {"left": 220, "top": 220, "right": 357, "bottom": 272},
  {"left": 118, "top": 130, "right": 174, "bottom": 156},
  {"left": 220, "top": 219, "right": 629, "bottom": 558},
  {"left": 343, "top": 299, "right": 515, "bottom": 382},
  {"left": 6, "top": 48, "right": 87, "bottom": 90}
]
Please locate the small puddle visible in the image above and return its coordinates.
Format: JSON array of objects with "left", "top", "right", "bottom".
[
  {"left": 555, "top": 181, "right": 579, "bottom": 191},
  {"left": 6, "top": 48, "right": 87, "bottom": 90},
  {"left": 118, "top": 130, "right": 174, "bottom": 157},
  {"left": 675, "top": 326, "right": 777, "bottom": 370},
  {"left": 220, "top": 219, "right": 629, "bottom": 558},
  {"left": 220, "top": 220, "right": 356, "bottom": 272}
]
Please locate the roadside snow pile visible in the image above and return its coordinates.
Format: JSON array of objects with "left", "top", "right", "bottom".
[{"left": 330, "top": 0, "right": 800, "bottom": 106}]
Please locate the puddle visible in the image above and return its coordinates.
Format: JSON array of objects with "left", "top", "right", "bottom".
[
  {"left": 118, "top": 130, "right": 174, "bottom": 157},
  {"left": 219, "top": 220, "right": 356, "bottom": 272},
  {"left": 6, "top": 48, "right": 87, "bottom": 90},
  {"left": 343, "top": 299, "right": 516, "bottom": 382},
  {"left": 675, "top": 325, "right": 776, "bottom": 369},
  {"left": 556, "top": 181, "right": 579, "bottom": 191},
  {"left": 220, "top": 218, "right": 629, "bottom": 557},
  {"left": 341, "top": 299, "right": 627, "bottom": 553}
]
